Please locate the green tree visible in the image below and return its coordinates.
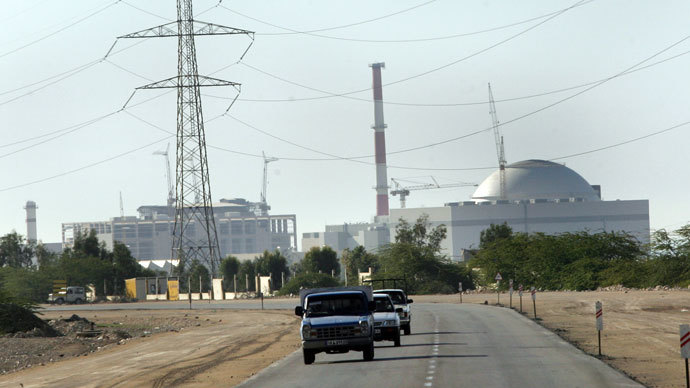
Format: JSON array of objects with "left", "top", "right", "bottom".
[
  {"left": 187, "top": 260, "right": 211, "bottom": 293},
  {"left": 238, "top": 260, "right": 256, "bottom": 291},
  {"left": 479, "top": 222, "right": 513, "bottom": 249},
  {"left": 70, "top": 229, "right": 109, "bottom": 260},
  {"left": 342, "top": 246, "right": 378, "bottom": 285},
  {"left": 278, "top": 272, "right": 341, "bottom": 296},
  {"left": 0, "top": 232, "right": 35, "bottom": 268},
  {"left": 220, "top": 255, "right": 240, "bottom": 290},
  {"left": 302, "top": 246, "right": 340, "bottom": 277},
  {"left": 254, "top": 250, "right": 289, "bottom": 289}
]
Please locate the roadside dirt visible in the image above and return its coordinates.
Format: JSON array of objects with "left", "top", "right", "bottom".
[
  {"left": 0, "top": 309, "right": 300, "bottom": 388},
  {"left": 416, "top": 290, "right": 690, "bottom": 388}
]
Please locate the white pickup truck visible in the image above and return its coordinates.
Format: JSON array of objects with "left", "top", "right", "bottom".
[{"left": 48, "top": 286, "right": 86, "bottom": 304}]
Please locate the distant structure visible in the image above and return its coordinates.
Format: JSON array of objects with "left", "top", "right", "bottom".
[
  {"left": 303, "top": 160, "right": 650, "bottom": 261},
  {"left": 370, "top": 62, "right": 390, "bottom": 218},
  {"left": 24, "top": 201, "right": 37, "bottom": 243},
  {"left": 62, "top": 198, "right": 297, "bottom": 264}
]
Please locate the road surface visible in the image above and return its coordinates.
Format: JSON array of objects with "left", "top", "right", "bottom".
[{"left": 238, "top": 303, "right": 642, "bottom": 388}]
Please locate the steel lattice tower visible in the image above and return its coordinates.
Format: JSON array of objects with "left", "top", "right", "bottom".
[{"left": 119, "top": 0, "right": 254, "bottom": 276}]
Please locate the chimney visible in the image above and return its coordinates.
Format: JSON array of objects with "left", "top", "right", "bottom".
[
  {"left": 370, "top": 62, "right": 389, "bottom": 217},
  {"left": 25, "top": 200, "right": 37, "bottom": 242}
]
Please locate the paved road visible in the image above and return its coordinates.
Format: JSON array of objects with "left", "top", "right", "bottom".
[
  {"left": 39, "top": 298, "right": 298, "bottom": 312},
  {"left": 238, "top": 303, "right": 642, "bottom": 388}
]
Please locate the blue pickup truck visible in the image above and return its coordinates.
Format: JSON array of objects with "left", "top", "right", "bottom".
[{"left": 295, "top": 286, "right": 376, "bottom": 364}]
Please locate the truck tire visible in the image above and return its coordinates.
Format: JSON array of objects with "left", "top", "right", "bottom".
[
  {"left": 394, "top": 329, "right": 401, "bottom": 347},
  {"left": 403, "top": 324, "right": 411, "bottom": 335},
  {"left": 75, "top": 298, "right": 83, "bottom": 304},
  {"left": 303, "top": 349, "right": 315, "bottom": 365},
  {"left": 56, "top": 298, "right": 64, "bottom": 305},
  {"left": 363, "top": 343, "right": 374, "bottom": 361}
]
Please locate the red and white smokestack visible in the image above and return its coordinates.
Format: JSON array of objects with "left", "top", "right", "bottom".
[{"left": 370, "top": 62, "right": 389, "bottom": 217}]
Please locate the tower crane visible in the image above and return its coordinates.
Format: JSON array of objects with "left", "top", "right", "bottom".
[
  {"left": 153, "top": 143, "right": 174, "bottom": 210},
  {"left": 488, "top": 83, "right": 507, "bottom": 200},
  {"left": 260, "top": 151, "right": 279, "bottom": 215},
  {"left": 390, "top": 177, "right": 478, "bottom": 208}
]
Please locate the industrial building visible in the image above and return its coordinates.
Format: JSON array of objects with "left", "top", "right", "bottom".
[
  {"left": 303, "top": 160, "right": 650, "bottom": 261},
  {"left": 62, "top": 198, "right": 297, "bottom": 263}
]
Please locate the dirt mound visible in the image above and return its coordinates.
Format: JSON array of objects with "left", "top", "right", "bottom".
[
  {"left": 0, "top": 304, "right": 60, "bottom": 337},
  {"left": 48, "top": 314, "right": 93, "bottom": 336}
]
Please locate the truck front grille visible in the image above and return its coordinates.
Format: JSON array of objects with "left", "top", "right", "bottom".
[{"left": 315, "top": 325, "right": 357, "bottom": 339}]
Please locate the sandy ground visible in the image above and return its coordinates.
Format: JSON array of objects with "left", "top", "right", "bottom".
[
  {"left": 415, "top": 290, "right": 690, "bottom": 388},
  {"left": 0, "top": 309, "right": 300, "bottom": 388}
]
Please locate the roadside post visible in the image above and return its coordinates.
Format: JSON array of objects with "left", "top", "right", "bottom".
[
  {"left": 531, "top": 287, "right": 537, "bottom": 318},
  {"left": 595, "top": 301, "right": 603, "bottom": 356},
  {"left": 509, "top": 279, "right": 514, "bottom": 309},
  {"left": 680, "top": 324, "right": 690, "bottom": 388},
  {"left": 495, "top": 272, "right": 502, "bottom": 305},
  {"left": 260, "top": 292, "right": 264, "bottom": 310},
  {"left": 458, "top": 282, "right": 463, "bottom": 304},
  {"left": 518, "top": 284, "right": 523, "bottom": 313},
  {"left": 188, "top": 275, "right": 192, "bottom": 310}
]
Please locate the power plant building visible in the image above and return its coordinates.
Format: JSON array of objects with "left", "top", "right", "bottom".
[
  {"left": 303, "top": 160, "right": 650, "bottom": 260},
  {"left": 62, "top": 198, "right": 297, "bottom": 262}
]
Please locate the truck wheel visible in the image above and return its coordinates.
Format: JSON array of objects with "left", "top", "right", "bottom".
[
  {"left": 403, "top": 325, "right": 411, "bottom": 335},
  {"left": 303, "top": 349, "right": 315, "bottom": 365},
  {"left": 363, "top": 343, "right": 374, "bottom": 361},
  {"left": 56, "top": 298, "right": 64, "bottom": 305},
  {"left": 75, "top": 298, "right": 83, "bottom": 305},
  {"left": 394, "top": 329, "right": 401, "bottom": 347}
]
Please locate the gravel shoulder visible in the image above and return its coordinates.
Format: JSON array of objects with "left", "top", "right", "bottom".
[
  {"left": 415, "top": 290, "right": 690, "bottom": 388},
  {"left": 0, "top": 308, "right": 300, "bottom": 388}
]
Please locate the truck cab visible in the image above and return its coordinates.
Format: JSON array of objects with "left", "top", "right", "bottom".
[
  {"left": 295, "top": 286, "right": 376, "bottom": 364},
  {"left": 49, "top": 286, "right": 85, "bottom": 305},
  {"left": 374, "top": 288, "right": 413, "bottom": 335}
]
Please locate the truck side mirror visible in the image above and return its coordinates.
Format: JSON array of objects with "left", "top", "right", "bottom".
[
  {"left": 407, "top": 299, "right": 413, "bottom": 304},
  {"left": 295, "top": 306, "right": 303, "bottom": 316},
  {"left": 368, "top": 301, "right": 377, "bottom": 312},
  {"left": 395, "top": 307, "right": 403, "bottom": 313}
]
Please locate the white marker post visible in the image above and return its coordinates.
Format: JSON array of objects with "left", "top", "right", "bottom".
[
  {"left": 531, "top": 287, "right": 537, "bottom": 319},
  {"left": 518, "top": 284, "right": 523, "bottom": 313},
  {"left": 509, "top": 279, "right": 514, "bottom": 309},
  {"left": 680, "top": 324, "right": 690, "bottom": 388},
  {"left": 595, "top": 301, "right": 603, "bottom": 356},
  {"left": 495, "top": 272, "right": 502, "bottom": 305},
  {"left": 458, "top": 282, "right": 463, "bottom": 304}
]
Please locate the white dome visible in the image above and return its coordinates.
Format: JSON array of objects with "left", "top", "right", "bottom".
[{"left": 472, "top": 159, "right": 599, "bottom": 202}]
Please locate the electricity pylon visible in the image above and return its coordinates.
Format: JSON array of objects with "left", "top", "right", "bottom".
[{"left": 119, "top": 0, "right": 254, "bottom": 276}]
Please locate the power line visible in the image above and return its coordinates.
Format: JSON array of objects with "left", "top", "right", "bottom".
[
  {"left": 220, "top": 1, "right": 592, "bottom": 43},
  {"left": 0, "top": 0, "right": 120, "bottom": 59},
  {"left": 549, "top": 120, "right": 690, "bottom": 161},
  {"left": 215, "top": 0, "right": 588, "bottom": 106},
  {"left": 220, "top": 0, "right": 437, "bottom": 36},
  {"left": 214, "top": 48, "right": 690, "bottom": 106},
  {"left": 0, "top": 136, "right": 172, "bottom": 193}
]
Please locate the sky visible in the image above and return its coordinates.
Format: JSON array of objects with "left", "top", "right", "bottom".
[{"left": 1, "top": 0, "right": 689, "bottom": 249}]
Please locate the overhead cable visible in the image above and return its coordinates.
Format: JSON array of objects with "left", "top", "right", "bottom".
[{"left": 0, "top": 0, "right": 119, "bottom": 59}]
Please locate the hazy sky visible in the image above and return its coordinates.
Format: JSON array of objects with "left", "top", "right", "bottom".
[{"left": 2, "top": 0, "right": 689, "bottom": 248}]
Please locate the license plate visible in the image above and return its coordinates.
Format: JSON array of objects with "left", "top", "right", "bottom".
[
  {"left": 327, "top": 339, "right": 347, "bottom": 346},
  {"left": 374, "top": 329, "right": 381, "bottom": 334}
]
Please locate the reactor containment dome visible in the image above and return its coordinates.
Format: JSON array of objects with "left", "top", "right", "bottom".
[{"left": 471, "top": 159, "right": 600, "bottom": 202}]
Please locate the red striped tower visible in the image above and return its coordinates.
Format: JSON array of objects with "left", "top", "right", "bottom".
[{"left": 370, "top": 62, "right": 389, "bottom": 217}]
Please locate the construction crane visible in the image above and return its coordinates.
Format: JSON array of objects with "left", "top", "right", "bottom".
[
  {"left": 488, "top": 83, "right": 507, "bottom": 200},
  {"left": 390, "top": 177, "right": 478, "bottom": 208},
  {"left": 153, "top": 143, "right": 174, "bottom": 210},
  {"left": 260, "top": 151, "right": 279, "bottom": 215}
]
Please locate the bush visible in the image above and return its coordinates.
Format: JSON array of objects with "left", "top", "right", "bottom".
[
  {"left": 0, "top": 303, "right": 59, "bottom": 336},
  {"left": 278, "top": 273, "right": 341, "bottom": 296}
]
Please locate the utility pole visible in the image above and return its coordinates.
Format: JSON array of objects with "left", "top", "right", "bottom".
[
  {"left": 118, "top": 0, "right": 254, "bottom": 277},
  {"left": 488, "top": 83, "right": 507, "bottom": 200}
]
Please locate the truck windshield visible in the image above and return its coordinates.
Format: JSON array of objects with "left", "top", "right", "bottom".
[
  {"left": 380, "top": 291, "right": 406, "bottom": 304},
  {"left": 374, "top": 297, "right": 394, "bottom": 312},
  {"left": 306, "top": 294, "right": 367, "bottom": 317}
]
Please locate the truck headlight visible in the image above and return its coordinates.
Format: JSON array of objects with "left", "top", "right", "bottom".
[
  {"left": 386, "top": 320, "right": 396, "bottom": 326},
  {"left": 359, "top": 321, "right": 368, "bottom": 332},
  {"left": 302, "top": 325, "right": 311, "bottom": 339}
]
